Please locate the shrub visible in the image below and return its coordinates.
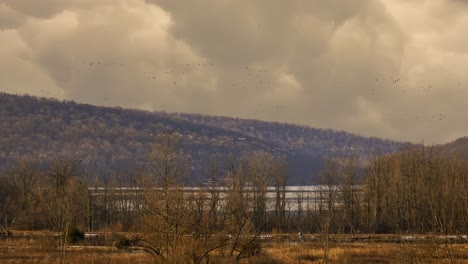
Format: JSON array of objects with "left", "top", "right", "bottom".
[
  {"left": 114, "top": 237, "right": 132, "bottom": 249},
  {"left": 113, "top": 234, "right": 139, "bottom": 250},
  {"left": 65, "top": 225, "right": 84, "bottom": 244}
]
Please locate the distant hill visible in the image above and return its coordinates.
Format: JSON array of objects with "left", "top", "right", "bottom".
[
  {"left": 0, "top": 92, "right": 408, "bottom": 184},
  {"left": 436, "top": 137, "right": 468, "bottom": 160}
]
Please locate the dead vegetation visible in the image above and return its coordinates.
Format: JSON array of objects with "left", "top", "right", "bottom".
[
  {"left": 263, "top": 242, "right": 468, "bottom": 264},
  {"left": 1, "top": 232, "right": 467, "bottom": 264}
]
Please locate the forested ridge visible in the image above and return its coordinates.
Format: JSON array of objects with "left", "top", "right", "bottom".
[{"left": 2, "top": 92, "right": 406, "bottom": 184}]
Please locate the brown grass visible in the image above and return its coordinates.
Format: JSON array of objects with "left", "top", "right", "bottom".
[
  {"left": 261, "top": 242, "right": 468, "bottom": 264},
  {"left": 1, "top": 233, "right": 467, "bottom": 264},
  {"left": 0, "top": 235, "right": 153, "bottom": 264}
]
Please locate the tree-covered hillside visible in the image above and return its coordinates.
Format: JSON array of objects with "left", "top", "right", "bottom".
[{"left": 0, "top": 92, "right": 407, "bottom": 184}]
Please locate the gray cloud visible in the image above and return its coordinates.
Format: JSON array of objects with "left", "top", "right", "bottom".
[
  {"left": 146, "top": 0, "right": 406, "bottom": 131},
  {"left": 0, "top": 0, "right": 467, "bottom": 144},
  {"left": 0, "top": 3, "right": 27, "bottom": 29},
  {"left": 1, "top": 0, "right": 70, "bottom": 18}
]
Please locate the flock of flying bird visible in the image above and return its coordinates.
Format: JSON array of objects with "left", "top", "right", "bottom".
[
  {"left": 32, "top": 58, "right": 456, "bottom": 125},
  {"left": 372, "top": 75, "right": 450, "bottom": 122}
]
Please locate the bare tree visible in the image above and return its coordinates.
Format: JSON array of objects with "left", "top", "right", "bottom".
[
  {"left": 0, "top": 176, "right": 18, "bottom": 236},
  {"left": 272, "top": 159, "right": 288, "bottom": 233},
  {"left": 246, "top": 151, "right": 274, "bottom": 232},
  {"left": 140, "top": 135, "right": 235, "bottom": 263},
  {"left": 140, "top": 133, "right": 192, "bottom": 261},
  {"left": 338, "top": 155, "right": 362, "bottom": 234},
  {"left": 42, "top": 157, "right": 88, "bottom": 262},
  {"left": 319, "top": 158, "right": 340, "bottom": 264},
  {"left": 203, "top": 155, "right": 223, "bottom": 232},
  {"left": 221, "top": 156, "right": 261, "bottom": 262}
]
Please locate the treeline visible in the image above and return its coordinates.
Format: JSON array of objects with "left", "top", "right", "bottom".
[
  {"left": 0, "top": 136, "right": 467, "bottom": 261},
  {"left": 364, "top": 146, "right": 467, "bottom": 234}
]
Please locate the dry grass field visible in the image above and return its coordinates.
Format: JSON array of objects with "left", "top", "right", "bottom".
[
  {"left": 1, "top": 232, "right": 467, "bottom": 263},
  {"left": 262, "top": 242, "right": 468, "bottom": 264}
]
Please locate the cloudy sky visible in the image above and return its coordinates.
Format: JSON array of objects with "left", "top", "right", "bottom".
[{"left": 1, "top": 0, "right": 467, "bottom": 144}]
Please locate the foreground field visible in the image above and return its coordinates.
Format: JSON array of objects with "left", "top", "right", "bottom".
[
  {"left": 263, "top": 242, "right": 468, "bottom": 264},
  {"left": 0, "top": 232, "right": 467, "bottom": 263}
]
